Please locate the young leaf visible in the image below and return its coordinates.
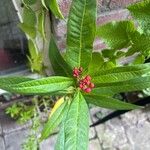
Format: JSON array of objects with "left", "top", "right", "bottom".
[
  {"left": 28, "top": 39, "right": 38, "bottom": 59},
  {"left": 92, "top": 63, "right": 150, "bottom": 83},
  {"left": 96, "top": 21, "right": 136, "bottom": 49},
  {"left": 0, "top": 76, "right": 74, "bottom": 95},
  {"left": 19, "top": 23, "right": 36, "bottom": 39},
  {"left": 65, "top": 0, "right": 96, "bottom": 69},
  {"left": 127, "top": 0, "right": 150, "bottom": 35},
  {"left": 23, "top": 6, "right": 37, "bottom": 27},
  {"left": 45, "top": 0, "right": 64, "bottom": 19},
  {"left": 63, "top": 91, "right": 89, "bottom": 150},
  {"left": 132, "top": 54, "right": 145, "bottom": 65},
  {"left": 84, "top": 94, "right": 142, "bottom": 110},
  {"left": 92, "top": 76, "right": 150, "bottom": 95},
  {"left": 40, "top": 100, "right": 68, "bottom": 140},
  {"left": 38, "top": 10, "right": 46, "bottom": 39},
  {"left": 49, "top": 36, "right": 72, "bottom": 77}
]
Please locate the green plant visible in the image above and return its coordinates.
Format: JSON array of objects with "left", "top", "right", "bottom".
[
  {"left": 1, "top": 0, "right": 150, "bottom": 149},
  {"left": 6, "top": 100, "right": 35, "bottom": 123},
  {"left": 5, "top": 96, "right": 54, "bottom": 149},
  {"left": 20, "top": 0, "right": 64, "bottom": 74}
]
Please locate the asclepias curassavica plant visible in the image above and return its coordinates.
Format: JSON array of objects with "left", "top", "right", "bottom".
[{"left": 1, "top": 0, "right": 150, "bottom": 149}]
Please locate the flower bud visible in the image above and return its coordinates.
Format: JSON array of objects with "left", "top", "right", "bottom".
[
  {"left": 85, "top": 75, "right": 91, "bottom": 81},
  {"left": 89, "top": 83, "right": 95, "bottom": 88},
  {"left": 85, "top": 88, "right": 92, "bottom": 93}
]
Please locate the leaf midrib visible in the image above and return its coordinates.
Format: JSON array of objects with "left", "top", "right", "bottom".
[
  {"left": 75, "top": 92, "right": 80, "bottom": 150},
  {"left": 94, "top": 65, "right": 150, "bottom": 77},
  {"left": 95, "top": 77, "right": 150, "bottom": 88},
  {"left": 79, "top": 0, "right": 87, "bottom": 67},
  {"left": 11, "top": 80, "right": 72, "bottom": 88},
  {"left": 93, "top": 67, "right": 150, "bottom": 81}
]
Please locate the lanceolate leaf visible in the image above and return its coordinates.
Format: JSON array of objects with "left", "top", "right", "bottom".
[
  {"left": 65, "top": 0, "right": 96, "bottom": 69},
  {"left": 84, "top": 94, "right": 142, "bottom": 110},
  {"left": 92, "top": 76, "right": 150, "bottom": 95},
  {"left": 40, "top": 100, "right": 68, "bottom": 140},
  {"left": 0, "top": 76, "right": 74, "bottom": 95},
  {"left": 20, "top": 6, "right": 37, "bottom": 38},
  {"left": 19, "top": 23, "right": 36, "bottom": 39},
  {"left": 55, "top": 100, "right": 70, "bottom": 150},
  {"left": 28, "top": 39, "right": 38, "bottom": 59},
  {"left": 127, "top": 0, "right": 150, "bottom": 35},
  {"left": 96, "top": 21, "right": 136, "bottom": 49},
  {"left": 55, "top": 118, "right": 66, "bottom": 150},
  {"left": 0, "top": 77, "right": 33, "bottom": 85},
  {"left": 49, "top": 36, "right": 72, "bottom": 77},
  {"left": 63, "top": 91, "right": 89, "bottom": 150},
  {"left": 92, "top": 63, "right": 150, "bottom": 83},
  {"left": 45, "top": 0, "right": 64, "bottom": 19},
  {"left": 23, "top": 6, "right": 37, "bottom": 27},
  {"left": 38, "top": 10, "right": 46, "bottom": 39}
]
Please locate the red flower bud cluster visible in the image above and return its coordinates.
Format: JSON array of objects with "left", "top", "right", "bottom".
[
  {"left": 73, "top": 67, "right": 83, "bottom": 78},
  {"left": 79, "top": 75, "right": 95, "bottom": 93},
  {"left": 73, "top": 67, "right": 95, "bottom": 93}
]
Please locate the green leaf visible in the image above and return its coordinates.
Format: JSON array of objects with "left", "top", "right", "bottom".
[
  {"left": 49, "top": 36, "right": 72, "bottom": 77},
  {"left": 0, "top": 77, "right": 33, "bottom": 85},
  {"left": 101, "top": 61, "right": 116, "bottom": 71},
  {"left": 40, "top": 100, "right": 68, "bottom": 140},
  {"left": 84, "top": 94, "right": 142, "bottom": 110},
  {"left": 102, "top": 49, "right": 116, "bottom": 58},
  {"left": 41, "top": 0, "right": 48, "bottom": 10},
  {"left": 38, "top": 10, "right": 46, "bottom": 39},
  {"left": 23, "top": 6, "right": 36, "bottom": 27},
  {"left": 115, "top": 51, "right": 126, "bottom": 58},
  {"left": 28, "top": 39, "right": 38, "bottom": 59},
  {"left": 45, "top": 0, "right": 64, "bottom": 19},
  {"left": 23, "top": 0, "right": 37, "bottom": 5},
  {"left": 55, "top": 101, "right": 70, "bottom": 150},
  {"left": 55, "top": 120, "right": 66, "bottom": 150},
  {"left": 96, "top": 21, "right": 136, "bottom": 49},
  {"left": 93, "top": 63, "right": 150, "bottom": 83},
  {"left": 92, "top": 76, "right": 150, "bottom": 95},
  {"left": 88, "top": 52, "right": 104, "bottom": 75},
  {"left": 19, "top": 23, "right": 36, "bottom": 39},
  {"left": 27, "top": 40, "right": 44, "bottom": 73},
  {"left": 63, "top": 91, "right": 89, "bottom": 150},
  {"left": 28, "top": 52, "right": 43, "bottom": 73},
  {"left": 127, "top": 31, "right": 150, "bottom": 57},
  {"left": 0, "top": 76, "right": 74, "bottom": 95},
  {"left": 132, "top": 54, "right": 145, "bottom": 65},
  {"left": 65, "top": 0, "right": 96, "bottom": 69},
  {"left": 128, "top": 0, "right": 150, "bottom": 35}
]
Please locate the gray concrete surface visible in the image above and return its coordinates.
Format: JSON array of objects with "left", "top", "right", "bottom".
[{"left": 0, "top": 106, "right": 150, "bottom": 150}]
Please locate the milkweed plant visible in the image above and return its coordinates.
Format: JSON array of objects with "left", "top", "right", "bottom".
[{"left": 1, "top": 0, "right": 150, "bottom": 149}]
